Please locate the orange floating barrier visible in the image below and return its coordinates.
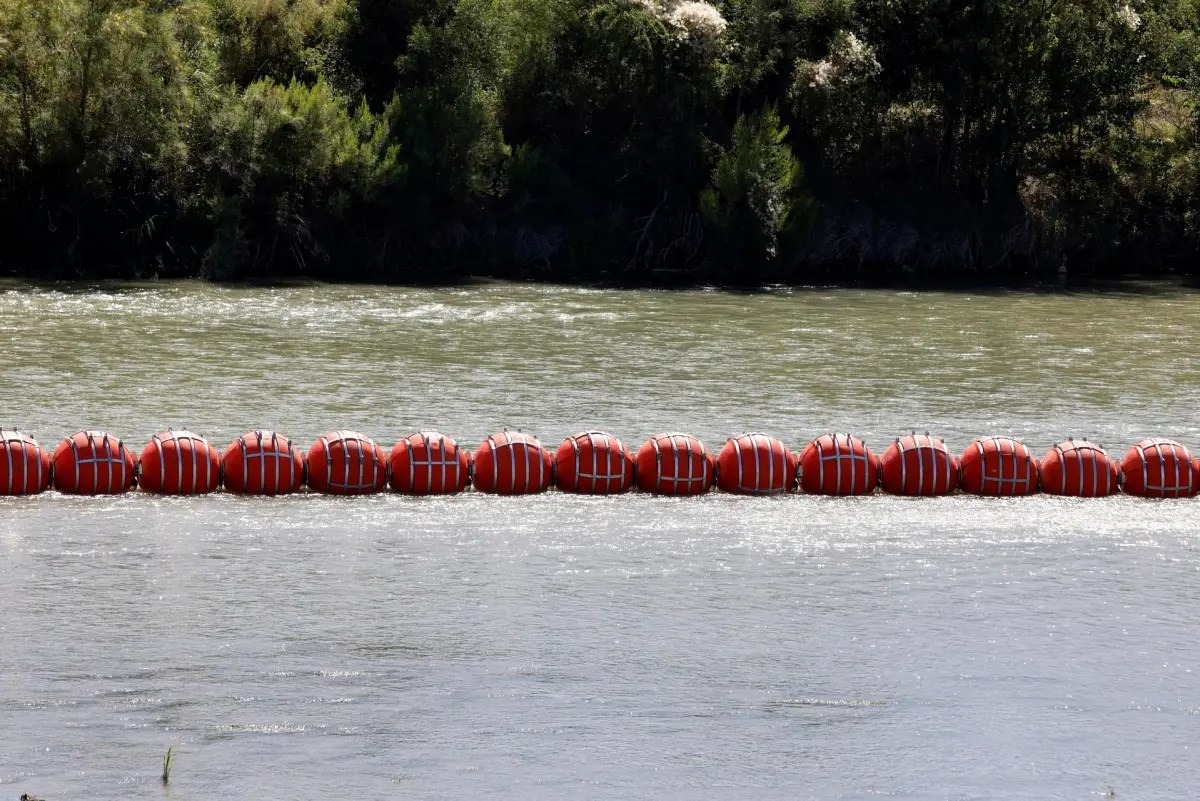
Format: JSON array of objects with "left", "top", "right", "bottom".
[
  {"left": 1039, "top": 440, "right": 1118, "bottom": 497},
  {"left": 1119, "top": 438, "right": 1197, "bottom": 498},
  {"left": 52, "top": 430, "right": 136, "bottom": 495},
  {"left": 0, "top": 430, "right": 51, "bottom": 496},
  {"left": 138, "top": 430, "right": 220, "bottom": 495},
  {"left": 390, "top": 432, "right": 472, "bottom": 495},
  {"left": 716, "top": 433, "right": 796, "bottom": 495},
  {"left": 798, "top": 433, "right": 879, "bottom": 496},
  {"left": 635, "top": 433, "right": 714, "bottom": 496},
  {"left": 959, "top": 436, "right": 1039, "bottom": 496},
  {"left": 221, "top": 431, "right": 305, "bottom": 495},
  {"left": 879, "top": 434, "right": 959, "bottom": 496},
  {"left": 555, "top": 431, "right": 635, "bottom": 495},
  {"left": 306, "top": 430, "right": 388, "bottom": 495},
  {"left": 473, "top": 432, "right": 553, "bottom": 495}
]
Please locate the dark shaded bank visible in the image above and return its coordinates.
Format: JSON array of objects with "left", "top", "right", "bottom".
[
  {"left": 4, "top": 271, "right": 1196, "bottom": 299},
  {"left": 2, "top": 203, "right": 1195, "bottom": 289},
  {"left": 2, "top": 0, "right": 1200, "bottom": 286}
]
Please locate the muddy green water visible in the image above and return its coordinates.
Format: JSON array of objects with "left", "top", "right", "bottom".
[{"left": 1, "top": 281, "right": 1199, "bottom": 800}]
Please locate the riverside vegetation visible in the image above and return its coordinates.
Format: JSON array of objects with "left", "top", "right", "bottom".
[{"left": 1, "top": 0, "right": 1199, "bottom": 284}]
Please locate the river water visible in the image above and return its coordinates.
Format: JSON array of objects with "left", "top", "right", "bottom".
[{"left": 1, "top": 281, "right": 1198, "bottom": 800}]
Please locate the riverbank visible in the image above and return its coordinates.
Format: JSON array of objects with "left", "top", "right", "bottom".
[{"left": 3, "top": 1, "right": 1199, "bottom": 287}]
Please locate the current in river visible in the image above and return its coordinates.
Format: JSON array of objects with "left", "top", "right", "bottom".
[{"left": 1, "top": 281, "right": 1198, "bottom": 800}]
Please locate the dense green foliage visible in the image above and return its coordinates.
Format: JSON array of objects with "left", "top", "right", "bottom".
[{"left": 1, "top": 0, "right": 1199, "bottom": 282}]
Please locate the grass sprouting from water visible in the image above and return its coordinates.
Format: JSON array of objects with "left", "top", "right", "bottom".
[{"left": 162, "top": 745, "right": 175, "bottom": 785}]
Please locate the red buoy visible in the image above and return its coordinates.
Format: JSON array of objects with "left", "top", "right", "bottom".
[
  {"left": 635, "top": 433, "right": 714, "bottom": 496},
  {"left": 715, "top": 433, "right": 796, "bottom": 495},
  {"left": 473, "top": 432, "right": 553, "bottom": 495},
  {"left": 0, "top": 430, "right": 50, "bottom": 496},
  {"left": 555, "top": 431, "right": 635, "bottom": 495},
  {"left": 390, "top": 432, "right": 472, "bottom": 495},
  {"left": 221, "top": 431, "right": 305, "bottom": 495},
  {"left": 798, "top": 433, "right": 879, "bottom": 496},
  {"left": 879, "top": 434, "right": 959, "bottom": 496},
  {"left": 1040, "top": 440, "right": 1118, "bottom": 497},
  {"left": 306, "top": 430, "right": 388, "bottom": 495},
  {"left": 959, "top": 436, "right": 1039, "bottom": 496},
  {"left": 138, "top": 430, "right": 220, "bottom": 495},
  {"left": 52, "top": 430, "right": 136, "bottom": 495},
  {"left": 1119, "top": 438, "right": 1197, "bottom": 498}
]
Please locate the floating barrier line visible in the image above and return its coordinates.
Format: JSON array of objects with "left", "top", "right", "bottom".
[{"left": 1, "top": 428, "right": 1197, "bottom": 499}]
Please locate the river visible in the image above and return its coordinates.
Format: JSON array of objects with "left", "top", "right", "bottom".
[{"left": 1, "top": 281, "right": 1198, "bottom": 800}]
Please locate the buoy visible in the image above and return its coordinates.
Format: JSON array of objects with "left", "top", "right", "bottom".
[
  {"left": 554, "top": 431, "right": 635, "bottom": 494},
  {"left": 1119, "top": 438, "right": 1197, "bottom": 498},
  {"left": 0, "top": 430, "right": 51, "bottom": 496},
  {"left": 138, "top": 430, "right": 220, "bottom": 495},
  {"left": 306, "top": 430, "right": 388, "bottom": 495},
  {"left": 1040, "top": 440, "right": 1118, "bottom": 497},
  {"left": 879, "top": 434, "right": 959, "bottom": 496},
  {"left": 389, "top": 432, "right": 472, "bottom": 495},
  {"left": 473, "top": 432, "right": 553, "bottom": 495},
  {"left": 52, "top": 430, "right": 136, "bottom": 495},
  {"left": 221, "top": 431, "right": 305, "bottom": 495},
  {"left": 959, "top": 436, "right": 1039, "bottom": 496},
  {"left": 716, "top": 433, "right": 796, "bottom": 495},
  {"left": 635, "top": 433, "right": 714, "bottom": 496},
  {"left": 798, "top": 433, "right": 879, "bottom": 496}
]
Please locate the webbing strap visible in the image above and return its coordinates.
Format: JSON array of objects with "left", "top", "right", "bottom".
[
  {"left": 508, "top": 435, "right": 518, "bottom": 493},
  {"left": 1054, "top": 442, "right": 1068, "bottom": 495},
  {"left": 512, "top": 433, "right": 523, "bottom": 493},
  {"left": 484, "top": 435, "right": 500, "bottom": 490},
  {"left": 322, "top": 433, "right": 334, "bottom": 490},
  {"left": 153, "top": 434, "right": 165, "bottom": 492},
  {"left": 735, "top": 435, "right": 744, "bottom": 490},
  {"left": 595, "top": 433, "right": 603, "bottom": 492},
  {"left": 409, "top": 434, "right": 419, "bottom": 489},
  {"left": 1053, "top": 442, "right": 1069, "bottom": 495},
  {"left": 572, "top": 434, "right": 582, "bottom": 492},
  {"left": 438, "top": 434, "right": 454, "bottom": 491}
]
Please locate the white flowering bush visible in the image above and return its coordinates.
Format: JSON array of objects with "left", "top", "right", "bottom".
[
  {"left": 796, "top": 30, "right": 880, "bottom": 90},
  {"left": 667, "top": 1, "right": 727, "bottom": 45},
  {"left": 633, "top": 0, "right": 728, "bottom": 53},
  {"left": 1115, "top": 3, "right": 1142, "bottom": 31}
]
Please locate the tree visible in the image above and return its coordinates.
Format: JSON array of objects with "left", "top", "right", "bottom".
[
  {"left": 859, "top": 0, "right": 1148, "bottom": 211},
  {"left": 700, "top": 106, "right": 811, "bottom": 281}
]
